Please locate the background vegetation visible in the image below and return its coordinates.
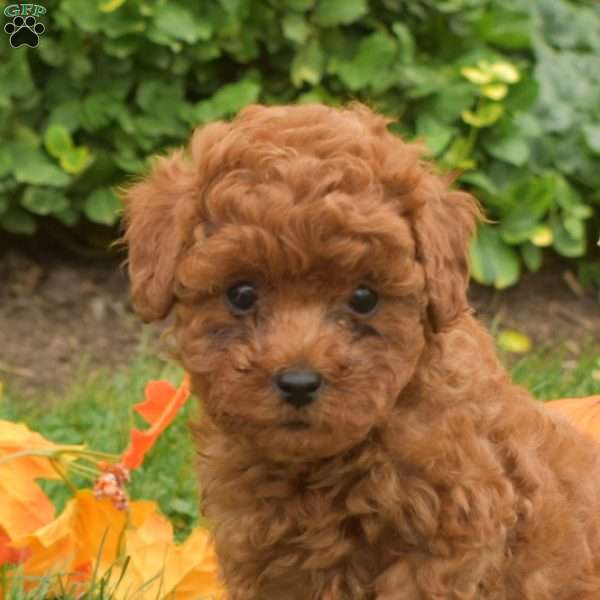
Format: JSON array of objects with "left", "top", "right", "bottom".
[{"left": 0, "top": 0, "right": 599, "bottom": 288}]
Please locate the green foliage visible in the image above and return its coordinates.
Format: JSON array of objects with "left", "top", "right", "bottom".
[{"left": 0, "top": 0, "right": 598, "bottom": 286}]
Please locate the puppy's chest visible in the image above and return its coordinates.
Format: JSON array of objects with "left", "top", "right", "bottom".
[{"left": 223, "top": 470, "right": 399, "bottom": 587}]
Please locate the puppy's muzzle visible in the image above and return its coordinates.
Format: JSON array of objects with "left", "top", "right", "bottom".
[{"left": 273, "top": 368, "right": 323, "bottom": 408}]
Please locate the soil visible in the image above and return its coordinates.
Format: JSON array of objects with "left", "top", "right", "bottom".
[{"left": 1, "top": 237, "right": 599, "bottom": 397}]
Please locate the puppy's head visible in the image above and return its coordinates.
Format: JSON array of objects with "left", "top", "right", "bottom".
[{"left": 124, "top": 103, "right": 480, "bottom": 461}]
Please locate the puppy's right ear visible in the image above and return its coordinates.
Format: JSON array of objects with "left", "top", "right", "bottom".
[{"left": 122, "top": 150, "right": 195, "bottom": 322}]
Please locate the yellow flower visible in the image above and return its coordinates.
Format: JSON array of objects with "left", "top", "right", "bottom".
[
  {"left": 530, "top": 225, "right": 553, "bottom": 247},
  {"left": 489, "top": 61, "right": 520, "bottom": 84},
  {"left": 460, "top": 66, "right": 492, "bottom": 85},
  {"left": 99, "top": 0, "right": 127, "bottom": 12},
  {"left": 461, "top": 60, "right": 521, "bottom": 87},
  {"left": 481, "top": 83, "right": 508, "bottom": 101}
]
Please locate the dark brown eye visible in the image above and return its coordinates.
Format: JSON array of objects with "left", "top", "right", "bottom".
[
  {"left": 226, "top": 281, "right": 257, "bottom": 313},
  {"left": 348, "top": 285, "right": 378, "bottom": 315}
]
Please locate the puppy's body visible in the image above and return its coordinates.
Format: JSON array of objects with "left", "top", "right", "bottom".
[
  {"left": 125, "top": 104, "right": 600, "bottom": 599},
  {"left": 196, "top": 316, "right": 600, "bottom": 600}
]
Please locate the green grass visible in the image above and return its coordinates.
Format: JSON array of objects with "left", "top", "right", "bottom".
[{"left": 509, "top": 345, "right": 600, "bottom": 400}]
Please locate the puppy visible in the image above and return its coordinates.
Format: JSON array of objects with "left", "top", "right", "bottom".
[{"left": 124, "top": 103, "right": 600, "bottom": 600}]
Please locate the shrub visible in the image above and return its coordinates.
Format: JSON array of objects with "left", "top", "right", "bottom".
[{"left": 0, "top": 0, "right": 598, "bottom": 287}]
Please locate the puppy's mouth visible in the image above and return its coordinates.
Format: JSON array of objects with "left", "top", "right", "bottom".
[{"left": 280, "top": 420, "right": 311, "bottom": 431}]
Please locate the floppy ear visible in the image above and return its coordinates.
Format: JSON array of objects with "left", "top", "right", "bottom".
[
  {"left": 412, "top": 180, "right": 481, "bottom": 333},
  {"left": 122, "top": 150, "right": 196, "bottom": 322}
]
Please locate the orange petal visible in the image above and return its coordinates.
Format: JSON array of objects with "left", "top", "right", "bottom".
[
  {"left": 133, "top": 380, "right": 178, "bottom": 425},
  {"left": 11, "top": 490, "right": 159, "bottom": 589},
  {"left": 546, "top": 395, "right": 600, "bottom": 441},
  {"left": 0, "top": 421, "right": 61, "bottom": 544},
  {"left": 121, "top": 375, "right": 191, "bottom": 471},
  {"left": 105, "top": 515, "right": 225, "bottom": 600},
  {"left": 0, "top": 526, "right": 30, "bottom": 566}
]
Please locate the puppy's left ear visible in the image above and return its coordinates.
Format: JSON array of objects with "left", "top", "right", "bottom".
[
  {"left": 412, "top": 178, "right": 481, "bottom": 333},
  {"left": 122, "top": 151, "right": 196, "bottom": 322}
]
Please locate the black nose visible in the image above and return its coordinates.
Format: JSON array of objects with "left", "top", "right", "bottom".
[{"left": 274, "top": 369, "right": 323, "bottom": 408}]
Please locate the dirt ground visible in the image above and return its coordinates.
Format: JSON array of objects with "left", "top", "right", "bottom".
[{"left": 1, "top": 238, "right": 599, "bottom": 396}]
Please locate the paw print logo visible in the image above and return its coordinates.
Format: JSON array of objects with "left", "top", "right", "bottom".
[{"left": 4, "top": 15, "right": 45, "bottom": 48}]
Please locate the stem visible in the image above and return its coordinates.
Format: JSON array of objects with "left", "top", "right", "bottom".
[
  {"left": 49, "top": 459, "right": 78, "bottom": 496},
  {"left": 0, "top": 449, "right": 55, "bottom": 465},
  {"left": 67, "top": 462, "right": 101, "bottom": 479},
  {"left": 0, "top": 447, "right": 119, "bottom": 467},
  {"left": 56, "top": 448, "right": 120, "bottom": 460}
]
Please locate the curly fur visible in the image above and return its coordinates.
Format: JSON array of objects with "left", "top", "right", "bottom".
[{"left": 124, "top": 103, "right": 600, "bottom": 599}]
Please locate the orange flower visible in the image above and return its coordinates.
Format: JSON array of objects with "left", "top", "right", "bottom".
[
  {"left": 545, "top": 395, "right": 600, "bottom": 441},
  {"left": 121, "top": 375, "right": 191, "bottom": 470},
  {"left": 0, "top": 526, "right": 30, "bottom": 566},
  {"left": 10, "top": 490, "right": 225, "bottom": 600},
  {"left": 10, "top": 490, "right": 156, "bottom": 589},
  {"left": 0, "top": 421, "right": 69, "bottom": 564}
]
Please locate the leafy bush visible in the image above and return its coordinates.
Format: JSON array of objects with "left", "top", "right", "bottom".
[{"left": 0, "top": 0, "right": 599, "bottom": 287}]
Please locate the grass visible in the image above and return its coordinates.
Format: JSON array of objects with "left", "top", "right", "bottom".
[
  {"left": 510, "top": 346, "right": 600, "bottom": 400},
  {"left": 0, "top": 341, "right": 599, "bottom": 599}
]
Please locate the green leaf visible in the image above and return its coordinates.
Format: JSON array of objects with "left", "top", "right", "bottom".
[
  {"left": 497, "top": 330, "right": 532, "bottom": 354},
  {"left": 59, "top": 147, "right": 93, "bottom": 175},
  {"left": 214, "top": 77, "right": 261, "bottom": 115},
  {"left": 427, "top": 84, "right": 475, "bottom": 123},
  {"left": 14, "top": 152, "right": 71, "bottom": 187},
  {"left": 331, "top": 32, "right": 396, "bottom": 91},
  {"left": 584, "top": 125, "right": 600, "bottom": 154},
  {"left": 314, "top": 0, "right": 368, "bottom": 26},
  {"left": 552, "top": 174, "right": 593, "bottom": 219},
  {"left": 459, "top": 171, "right": 499, "bottom": 196},
  {"left": 469, "top": 225, "right": 520, "bottom": 289},
  {"left": 21, "top": 188, "right": 69, "bottom": 216},
  {"left": 505, "top": 77, "right": 539, "bottom": 112},
  {"left": 475, "top": 8, "right": 531, "bottom": 49},
  {"left": 291, "top": 40, "right": 324, "bottom": 87},
  {"left": 416, "top": 115, "right": 454, "bottom": 156},
  {"left": 442, "top": 137, "right": 476, "bottom": 171},
  {"left": 84, "top": 188, "right": 122, "bottom": 226},
  {"left": 152, "top": 4, "right": 212, "bottom": 44},
  {"left": 54, "top": 208, "right": 79, "bottom": 226},
  {"left": 552, "top": 215, "right": 586, "bottom": 258},
  {"left": 48, "top": 100, "right": 82, "bottom": 133},
  {"left": 44, "top": 125, "right": 74, "bottom": 159},
  {"left": 484, "top": 134, "right": 529, "bottom": 166},
  {"left": 286, "top": 0, "right": 315, "bottom": 9},
  {"left": 563, "top": 214, "right": 585, "bottom": 241},
  {"left": 499, "top": 177, "right": 554, "bottom": 243},
  {"left": 1, "top": 206, "right": 37, "bottom": 234},
  {"left": 391, "top": 22, "right": 415, "bottom": 64},
  {"left": 520, "top": 242, "right": 543, "bottom": 272},
  {"left": 282, "top": 13, "right": 311, "bottom": 44},
  {"left": 82, "top": 91, "right": 126, "bottom": 132},
  {"left": 0, "top": 147, "right": 13, "bottom": 179}
]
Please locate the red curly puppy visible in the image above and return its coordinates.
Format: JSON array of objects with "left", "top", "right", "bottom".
[{"left": 124, "top": 103, "right": 600, "bottom": 599}]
